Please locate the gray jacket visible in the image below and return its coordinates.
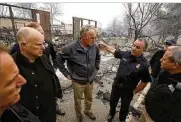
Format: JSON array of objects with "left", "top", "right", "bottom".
[{"left": 56, "top": 40, "right": 101, "bottom": 84}]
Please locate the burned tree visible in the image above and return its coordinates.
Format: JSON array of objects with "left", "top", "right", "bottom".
[
  {"left": 39, "top": 3, "right": 63, "bottom": 25},
  {"left": 124, "top": 3, "right": 163, "bottom": 41},
  {"left": 153, "top": 3, "right": 181, "bottom": 41}
]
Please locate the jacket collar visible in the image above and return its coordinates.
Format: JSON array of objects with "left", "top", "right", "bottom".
[
  {"left": 15, "top": 52, "right": 38, "bottom": 67},
  {"left": 76, "top": 40, "right": 94, "bottom": 53},
  {"left": 128, "top": 51, "right": 143, "bottom": 62},
  {"left": 40, "top": 55, "right": 55, "bottom": 74},
  {"left": 8, "top": 103, "right": 41, "bottom": 122}
]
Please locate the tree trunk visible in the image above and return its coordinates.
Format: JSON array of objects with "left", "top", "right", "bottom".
[{"left": 134, "top": 30, "right": 139, "bottom": 41}]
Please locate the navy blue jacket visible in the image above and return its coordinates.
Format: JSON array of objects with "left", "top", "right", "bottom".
[{"left": 56, "top": 40, "right": 101, "bottom": 84}]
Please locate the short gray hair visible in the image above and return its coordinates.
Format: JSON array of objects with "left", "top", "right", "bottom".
[
  {"left": 136, "top": 38, "right": 148, "bottom": 50},
  {"left": 169, "top": 46, "right": 181, "bottom": 66},
  {"left": 80, "top": 25, "right": 97, "bottom": 37}
]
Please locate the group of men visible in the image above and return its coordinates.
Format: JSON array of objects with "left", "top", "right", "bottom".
[
  {"left": 0, "top": 22, "right": 181, "bottom": 122},
  {"left": 0, "top": 23, "right": 100, "bottom": 122},
  {"left": 0, "top": 22, "right": 65, "bottom": 122}
]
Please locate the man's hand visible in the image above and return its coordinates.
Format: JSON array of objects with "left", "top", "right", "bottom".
[
  {"left": 133, "top": 82, "right": 148, "bottom": 95},
  {"left": 98, "top": 41, "right": 116, "bottom": 54},
  {"left": 97, "top": 41, "right": 108, "bottom": 51}
]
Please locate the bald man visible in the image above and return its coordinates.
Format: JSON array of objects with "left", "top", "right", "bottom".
[
  {"left": 2, "top": 27, "right": 62, "bottom": 122},
  {"left": 10, "top": 22, "right": 64, "bottom": 115}
]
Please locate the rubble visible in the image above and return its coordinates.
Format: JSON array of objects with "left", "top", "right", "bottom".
[
  {"left": 129, "top": 106, "right": 142, "bottom": 120},
  {"left": 0, "top": 27, "right": 15, "bottom": 47},
  {"left": 103, "top": 91, "right": 111, "bottom": 101}
]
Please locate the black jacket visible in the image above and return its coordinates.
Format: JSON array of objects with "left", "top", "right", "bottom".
[
  {"left": 11, "top": 52, "right": 62, "bottom": 122},
  {"left": 145, "top": 70, "right": 181, "bottom": 122},
  {"left": 43, "top": 41, "right": 57, "bottom": 64},
  {"left": 114, "top": 49, "right": 151, "bottom": 91},
  {"left": 1, "top": 103, "right": 41, "bottom": 122},
  {"left": 149, "top": 50, "right": 165, "bottom": 78}
]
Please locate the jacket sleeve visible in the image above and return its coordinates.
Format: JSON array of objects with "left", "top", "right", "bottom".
[
  {"left": 9, "top": 43, "right": 19, "bottom": 55},
  {"left": 48, "top": 41, "right": 57, "bottom": 65},
  {"left": 149, "top": 52, "right": 157, "bottom": 68},
  {"left": 149, "top": 51, "right": 162, "bottom": 78},
  {"left": 95, "top": 46, "right": 101, "bottom": 70},
  {"left": 56, "top": 46, "right": 71, "bottom": 77},
  {"left": 1, "top": 109, "right": 18, "bottom": 122}
]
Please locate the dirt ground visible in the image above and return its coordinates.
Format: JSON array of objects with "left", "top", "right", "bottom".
[
  {"left": 55, "top": 55, "right": 147, "bottom": 122},
  {"left": 56, "top": 80, "right": 143, "bottom": 122}
]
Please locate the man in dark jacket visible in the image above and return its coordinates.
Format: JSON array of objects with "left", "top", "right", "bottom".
[
  {"left": 139, "top": 46, "right": 181, "bottom": 122},
  {"left": 149, "top": 39, "right": 176, "bottom": 78},
  {"left": 0, "top": 44, "right": 26, "bottom": 115},
  {"left": 2, "top": 27, "right": 61, "bottom": 122},
  {"left": 98, "top": 38, "right": 151, "bottom": 122},
  {"left": 9, "top": 22, "right": 65, "bottom": 115},
  {"left": 56, "top": 25, "right": 100, "bottom": 121},
  {"left": 0, "top": 44, "right": 40, "bottom": 122}
]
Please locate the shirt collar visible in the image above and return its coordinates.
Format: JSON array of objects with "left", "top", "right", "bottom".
[
  {"left": 17, "top": 52, "right": 38, "bottom": 65},
  {"left": 129, "top": 51, "right": 143, "bottom": 61}
]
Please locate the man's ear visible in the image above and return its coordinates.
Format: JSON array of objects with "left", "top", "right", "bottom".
[
  {"left": 19, "top": 41, "right": 27, "bottom": 47},
  {"left": 173, "top": 62, "right": 179, "bottom": 69}
]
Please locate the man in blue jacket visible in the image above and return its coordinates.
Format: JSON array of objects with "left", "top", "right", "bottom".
[{"left": 56, "top": 25, "right": 101, "bottom": 122}]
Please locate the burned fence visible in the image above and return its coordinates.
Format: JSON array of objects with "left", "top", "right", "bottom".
[{"left": 0, "top": 3, "right": 51, "bottom": 47}]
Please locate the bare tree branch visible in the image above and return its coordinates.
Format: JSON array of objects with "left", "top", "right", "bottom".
[{"left": 40, "top": 3, "right": 63, "bottom": 25}]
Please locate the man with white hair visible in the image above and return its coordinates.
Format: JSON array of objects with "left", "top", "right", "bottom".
[{"left": 140, "top": 46, "right": 181, "bottom": 122}]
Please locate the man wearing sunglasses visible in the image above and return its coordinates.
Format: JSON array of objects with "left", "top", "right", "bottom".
[{"left": 150, "top": 39, "right": 176, "bottom": 79}]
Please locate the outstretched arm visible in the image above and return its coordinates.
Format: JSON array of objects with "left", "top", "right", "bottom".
[{"left": 98, "top": 41, "right": 116, "bottom": 54}]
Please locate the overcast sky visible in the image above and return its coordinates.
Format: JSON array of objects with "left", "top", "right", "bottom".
[{"left": 59, "top": 3, "right": 125, "bottom": 28}]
